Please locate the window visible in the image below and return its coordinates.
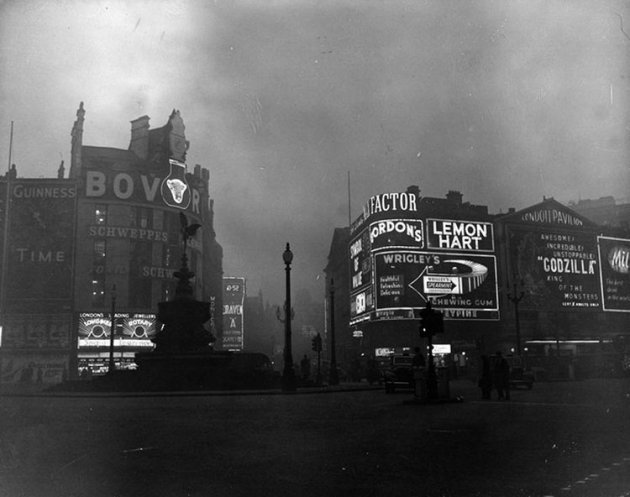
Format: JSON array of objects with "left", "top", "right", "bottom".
[
  {"left": 91, "top": 277, "right": 105, "bottom": 306},
  {"left": 153, "top": 210, "right": 164, "bottom": 230},
  {"left": 95, "top": 205, "right": 107, "bottom": 225},
  {"left": 129, "top": 241, "right": 152, "bottom": 308},
  {"left": 94, "top": 239, "right": 106, "bottom": 259},
  {"left": 129, "top": 206, "right": 151, "bottom": 229},
  {"left": 91, "top": 239, "right": 106, "bottom": 306}
]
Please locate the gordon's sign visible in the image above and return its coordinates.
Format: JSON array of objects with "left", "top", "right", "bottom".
[{"left": 369, "top": 219, "right": 424, "bottom": 249}]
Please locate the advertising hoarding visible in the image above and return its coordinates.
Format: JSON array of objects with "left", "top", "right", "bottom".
[
  {"left": 223, "top": 277, "right": 245, "bottom": 351},
  {"left": 508, "top": 226, "right": 600, "bottom": 310},
  {"left": 77, "top": 312, "right": 157, "bottom": 348},
  {"left": 0, "top": 314, "right": 72, "bottom": 349},
  {"left": 5, "top": 181, "right": 77, "bottom": 309},
  {"left": 350, "top": 226, "right": 372, "bottom": 292},
  {"left": 598, "top": 236, "right": 630, "bottom": 312},
  {"left": 426, "top": 219, "right": 494, "bottom": 252},
  {"left": 84, "top": 161, "right": 202, "bottom": 216},
  {"left": 0, "top": 352, "right": 68, "bottom": 384},
  {"left": 374, "top": 251, "right": 499, "bottom": 320}
]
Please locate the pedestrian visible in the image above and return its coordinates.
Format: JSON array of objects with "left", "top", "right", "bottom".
[
  {"left": 493, "top": 351, "right": 511, "bottom": 400},
  {"left": 478, "top": 355, "right": 492, "bottom": 400},
  {"left": 412, "top": 347, "right": 426, "bottom": 369},
  {"left": 300, "top": 354, "right": 311, "bottom": 382}
]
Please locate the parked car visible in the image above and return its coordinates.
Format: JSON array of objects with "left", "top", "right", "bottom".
[
  {"left": 506, "top": 355, "right": 534, "bottom": 390},
  {"left": 383, "top": 355, "right": 416, "bottom": 393}
]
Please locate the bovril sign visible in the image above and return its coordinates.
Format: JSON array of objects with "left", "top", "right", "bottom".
[{"left": 84, "top": 163, "right": 202, "bottom": 215}]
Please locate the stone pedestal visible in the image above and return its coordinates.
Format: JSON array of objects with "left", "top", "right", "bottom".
[{"left": 135, "top": 350, "right": 232, "bottom": 391}]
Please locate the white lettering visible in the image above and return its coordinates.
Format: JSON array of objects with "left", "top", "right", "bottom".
[{"left": 86, "top": 171, "right": 106, "bottom": 197}]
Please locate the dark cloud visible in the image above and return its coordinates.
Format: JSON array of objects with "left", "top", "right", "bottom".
[{"left": 1, "top": 0, "right": 628, "bottom": 305}]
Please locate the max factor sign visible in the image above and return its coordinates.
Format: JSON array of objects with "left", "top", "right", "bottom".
[
  {"left": 427, "top": 219, "right": 494, "bottom": 252},
  {"left": 362, "top": 192, "right": 418, "bottom": 218},
  {"left": 85, "top": 160, "right": 200, "bottom": 214}
]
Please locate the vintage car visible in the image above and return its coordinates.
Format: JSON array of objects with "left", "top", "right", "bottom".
[
  {"left": 506, "top": 355, "right": 535, "bottom": 390},
  {"left": 382, "top": 354, "right": 416, "bottom": 393}
]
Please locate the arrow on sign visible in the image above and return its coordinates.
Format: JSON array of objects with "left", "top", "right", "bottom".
[{"left": 424, "top": 276, "right": 460, "bottom": 294}]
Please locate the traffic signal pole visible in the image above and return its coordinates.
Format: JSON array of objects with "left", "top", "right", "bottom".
[{"left": 420, "top": 300, "right": 443, "bottom": 400}]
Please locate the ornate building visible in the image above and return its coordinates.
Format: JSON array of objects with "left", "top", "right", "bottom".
[{"left": 0, "top": 103, "right": 223, "bottom": 384}]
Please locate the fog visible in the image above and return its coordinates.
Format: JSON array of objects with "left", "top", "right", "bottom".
[{"left": 1, "top": 0, "right": 628, "bottom": 305}]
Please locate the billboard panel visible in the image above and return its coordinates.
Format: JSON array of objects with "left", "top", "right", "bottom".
[
  {"left": 223, "top": 277, "right": 245, "bottom": 350},
  {"left": 508, "top": 226, "right": 600, "bottom": 310},
  {"left": 1, "top": 313, "right": 72, "bottom": 349},
  {"left": 598, "top": 236, "right": 630, "bottom": 312},
  {"left": 5, "top": 180, "right": 77, "bottom": 308},
  {"left": 0, "top": 352, "right": 68, "bottom": 384},
  {"left": 374, "top": 251, "right": 499, "bottom": 320},
  {"left": 426, "top": 219, "right": 494, "bottom": 252},
  {"left": 350, "top": 226, "right": 372, "bottom": 292},
  {"left": 77, "top": 312, "right": 157, "bottom": 348}
]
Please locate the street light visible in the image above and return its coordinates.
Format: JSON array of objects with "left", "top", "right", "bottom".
[
  {"left": 328, "top": 278, "right": 339, "bottom": 386},
  {"left": 108, "top": 284, "right": 117, "bottom": 374},
  {"left": 281, "top": 243, "right": 296, "bottom": 392},
  {"left": 507, "top": 278, "right": 525, "bottom": 356}
]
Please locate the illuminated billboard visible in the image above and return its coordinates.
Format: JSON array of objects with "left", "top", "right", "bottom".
[
  {"left": 77, "top": 312, "right": 157, "bottom": 348},
  {"left": 4, "top": 180, "right": 77, "bottom": 311},
  {"left": 426, "top": 219, "right": 494, "bottom": 252},
  {"left": 508, "top": 225, "right": 600, "bottom": 310},
  {"left": 598, "top": 236, "right": 630, "bottom": 312},
  {"left": 348, "top": 192, "right": 499, "bottom": 323},
  {"left": 223, "top": 277, "right": 245, "bottom": 351},
  {"left": 374, "top": 251, "right": 499, "bottom": 320}
]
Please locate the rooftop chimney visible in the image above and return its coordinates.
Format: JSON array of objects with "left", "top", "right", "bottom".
[
  {"left": 406, "top": 185, "right": 421, "bottom": 198},
  {"left": 446, "top": 190, "right": 463, "bottom": 206},
  {"left": 129, "top": 115, "right": 150, "bottom": 159}
]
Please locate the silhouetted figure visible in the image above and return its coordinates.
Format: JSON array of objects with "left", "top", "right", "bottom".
[
  {"left": 412, "top": 347, "right": 426, "bottom": 369},
  {"left": 366, "top": 358, "right": 379, "bottom": 385},
  {"left": 479, "top": 355, "right": 492, "bottom": 400},
  {"left": 300, "top": 355, "right": 311, "bottom": 381},
  {"left": 493, "top": 352, "right": 511, "bottom": 400}
]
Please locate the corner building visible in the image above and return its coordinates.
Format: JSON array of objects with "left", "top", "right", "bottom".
[{"left": 0, "top": 103, "right": 223, "bottom": 384}]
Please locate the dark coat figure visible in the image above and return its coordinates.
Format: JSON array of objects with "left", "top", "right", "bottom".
[
  {"left": 493, "top": 352, "right": 511, "bottom": 400},
  {"left": 479, "top": 355, "right": 492, "bottom": 399},
  {"left": 300, "top": 355, "right": 311, "bottom": 381},
  {"left": 366, "top": 358, "right": 379, "bottom": 385},
  {"left": 412, "top": 347, "right": 426, "bottom": 369}
]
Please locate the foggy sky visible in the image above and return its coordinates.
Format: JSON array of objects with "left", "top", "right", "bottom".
[{"left": 1, "top": 0, "right": 628, "bottom": 307}]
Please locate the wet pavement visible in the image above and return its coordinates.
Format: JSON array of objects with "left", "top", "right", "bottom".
[{"left": 1, "top": 378, "right": 629, "bottom": 496}]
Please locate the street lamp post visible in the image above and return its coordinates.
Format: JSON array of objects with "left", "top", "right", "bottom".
[
  {"left": 328, "top": 278, "right": 339, "bottom": 386},
  {"left": 507, "top": 279, "right": 525, "bottom": 356},
  {"left": 108, "top": 284, "right": 117, "bottom": 374},
  {"left": 281, "top": 243, "right": 296, "bottom": 392}
]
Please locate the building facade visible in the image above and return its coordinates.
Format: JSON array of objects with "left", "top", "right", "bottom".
[
  {"left": 0, "top": 103, "right": 223, "bottom": 384},
  {"left": 326, "top": 188, "right": 630, "bottom": 379}
]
